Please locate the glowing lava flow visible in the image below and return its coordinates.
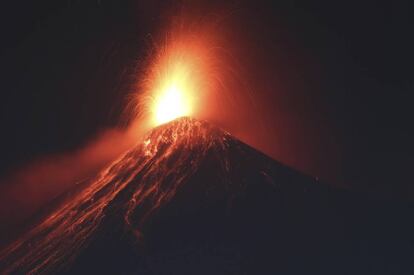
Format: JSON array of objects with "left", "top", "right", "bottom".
[{"left": 0, "top": 118, "right": 232, "bottom": 274}]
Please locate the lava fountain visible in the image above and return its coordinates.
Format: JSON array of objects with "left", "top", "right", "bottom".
[
  {"left": 149, "top": 55, "right": 197, "bottom": 125},
  {"left": 135, "top": 24, "right": 219, "bottom": 128}
]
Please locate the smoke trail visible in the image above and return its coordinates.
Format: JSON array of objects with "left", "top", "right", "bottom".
[{"left": 0, "top": 122, "right": 149, "bottom": 242}]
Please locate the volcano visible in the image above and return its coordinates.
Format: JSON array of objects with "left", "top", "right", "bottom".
[{"left": 1, "top": 117, "right": 413, "bottom": 274}]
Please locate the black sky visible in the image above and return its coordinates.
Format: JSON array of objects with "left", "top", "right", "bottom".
[{"left": 0, "top": 0, "right": 412, "bottom": 198}]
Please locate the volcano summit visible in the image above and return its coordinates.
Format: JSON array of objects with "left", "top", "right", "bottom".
[{"left": 1, "top": 117, "right": 412, "bottom": 274}]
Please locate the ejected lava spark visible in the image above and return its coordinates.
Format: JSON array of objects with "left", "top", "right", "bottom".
[
  {"left": 0, "top": 118, "right": 233, "bottom": 274},
  {"left": 131, "top": 20, "right": 232, "bottom": 129},
  {"left": 137, "top": 34, "right": 213, "bottom": 127}
]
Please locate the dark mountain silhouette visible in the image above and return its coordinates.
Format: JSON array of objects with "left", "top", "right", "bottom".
[{"left": 1, "top": 117, "right": 413, "bottom": 274}]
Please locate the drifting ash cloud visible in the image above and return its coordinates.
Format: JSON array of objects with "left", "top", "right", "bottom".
[{"left": 0, "top": 121, "right": 149, "bottom": 240}]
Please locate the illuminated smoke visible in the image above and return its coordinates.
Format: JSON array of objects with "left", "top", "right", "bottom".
[{"left": 0, "top": 124, "right": 150, "bottom": 233}]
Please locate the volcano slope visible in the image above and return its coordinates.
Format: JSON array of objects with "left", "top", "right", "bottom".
[{"left": 1, "top": 117, "right": 413, "bottom": 274}]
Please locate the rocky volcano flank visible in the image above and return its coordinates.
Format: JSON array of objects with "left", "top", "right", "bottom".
[{"left": 1, "top": 117, "right": 412, "bottom": 274}]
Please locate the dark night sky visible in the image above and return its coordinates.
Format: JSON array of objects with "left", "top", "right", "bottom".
[{"left": 0, "top": 0, "right": 413, "bottom": 199}]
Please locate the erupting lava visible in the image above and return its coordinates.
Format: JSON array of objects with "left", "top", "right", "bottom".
[
  {"left": 150, "top": 60, "right": 195, "bottom": 125},
  {"left": 138, "top": 25, "right": 217, "bottom": 127}
]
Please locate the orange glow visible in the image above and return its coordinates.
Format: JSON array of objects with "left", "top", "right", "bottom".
[
  {"left": 150, "top": 60, "right": 196, "bottom": 125},
  {"left": 137, "top": 23, "right": 218, "bottom": 128}
]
